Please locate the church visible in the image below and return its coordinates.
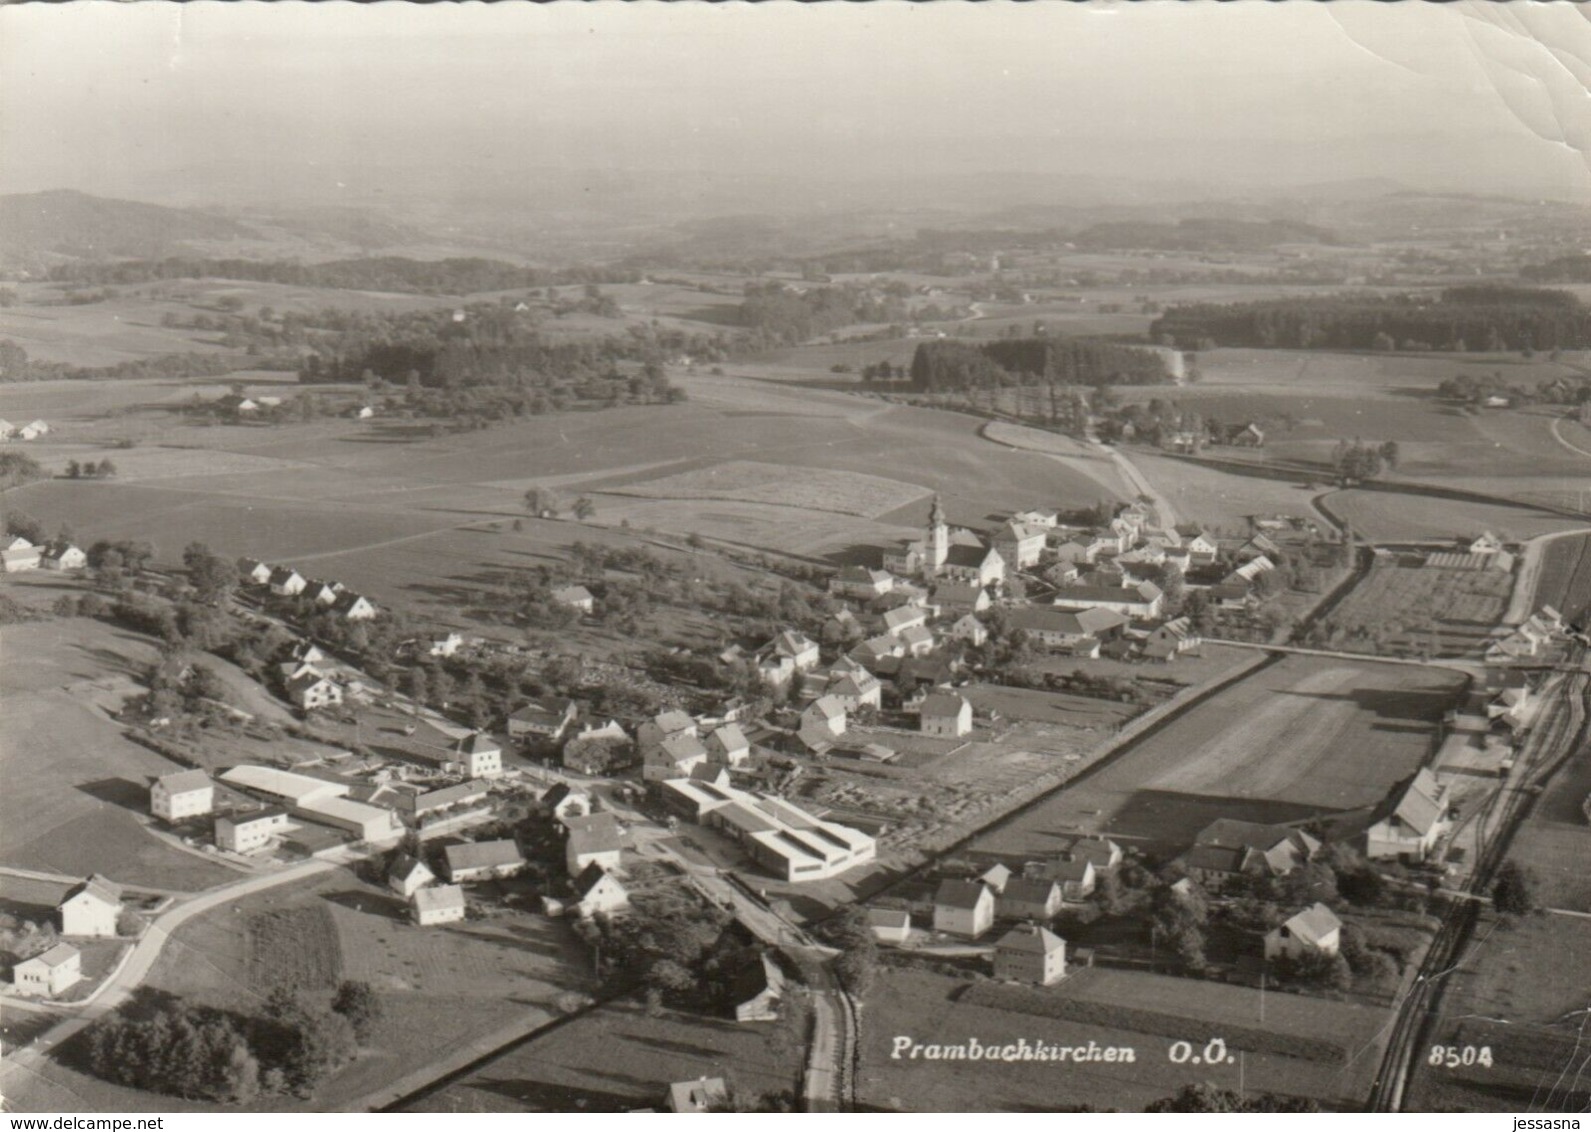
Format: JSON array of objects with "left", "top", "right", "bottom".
[{"left": 882, "top": 496, "right": 1006, "bottom": 588}]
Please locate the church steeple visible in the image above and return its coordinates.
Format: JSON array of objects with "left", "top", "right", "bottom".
[{"left": 927, "top": 493, "right": 949, "bottom": 573}]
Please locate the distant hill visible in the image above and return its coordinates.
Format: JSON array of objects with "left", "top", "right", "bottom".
[
  {"left": 1070, "top": 217, "right": 1339, "bottom": 253},
  {"left": 0, "top": 189, "right": 260, "bottom": 262}
]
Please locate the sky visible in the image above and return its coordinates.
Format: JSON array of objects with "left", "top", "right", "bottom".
[{"left": 2, "top": 1, "right": 1589, "bottom": 211}]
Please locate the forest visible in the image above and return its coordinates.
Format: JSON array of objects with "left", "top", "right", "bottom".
[
  {"left": 1520, "top": 254, "right": 1591, "bottom": 284},
  {"left": 908, "top": 335, "right": 1173, "bottom": 392},
  {"left": 43, "top": 255, "right": 642, "bottom": 295},
  {"left": 1150, "top": 286, "right": 1591, "bottom": 352},
  {"left": 736, "top": 281, "right": 920, "bottom": 347}
]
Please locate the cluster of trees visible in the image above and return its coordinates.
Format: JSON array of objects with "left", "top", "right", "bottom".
[
  {"left": 0, "top": 451, "right": 46, "bottom": 491},
  {"left": 1151, "top": 286, "right": 1591, "bottom": 353},
  {"left": 736, "top": 281, "right": 915, "bottom": 347},
  {"left": 84, "top": 981, "right": 381, "bottom": 1104},
  {"left": 64, "top": 458, "right": 118, "bottom": 479},
  {"left": 570, "top": 892, "right": 754, "bottom": 1012},
  {"left": 1438, "top": 370, "right": 1591, "bottom": 408},
  {"left": 1330, "top": 438, "right": 1399, "bottom": 483},
  {"left": 811, "top": 905, "right": 880, "bottom": 995},
  {"left": 1519, "top": 254, "right": 1591, "bottom": 284},
  {"left": 46, "top": 256, "right": 642, "bottom": 295},
  {"left": 908, "top": 336, "right": 1172, "bottom": 393},
  {"left": 0, "top": 338, "right": 240, "bottom": 384}
]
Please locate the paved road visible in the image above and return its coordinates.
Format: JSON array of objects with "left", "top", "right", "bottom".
[{"left": 0, "top": 858, "right": 338, "bottom": 1105}]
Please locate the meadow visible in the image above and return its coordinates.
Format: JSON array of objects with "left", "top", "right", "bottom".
[
  {"left": 1322, "top": 559, "right": 1515, "bottom": 657},
  {"left": 1323, "top": 490, "right": 1586, "bottom": 544},
  {"left": 1533, "top": 531, "right": 1591, "bottom": 623},
  {"left": 973, "top": 655, "right": 1462, "bottom": 861}
]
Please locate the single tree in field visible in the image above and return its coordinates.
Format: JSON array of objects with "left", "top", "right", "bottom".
[
  {"left": 4, "top": 510, "right": 44, "bottom": 544},
  {"left": 573, "top": 496, "right": 595, "bottom": 521},
  {"left": 1379, "top": 440, "right": 1400, "bottom": 472},
  {"left": 65, "top": 459, "right": 81, "bottom": 479},
  {"left": 1492, "top": 861, "right": 1539, "bottom": 916},
  {"left": 331, "top": 980, "right": 383, "bottom": 1042}
]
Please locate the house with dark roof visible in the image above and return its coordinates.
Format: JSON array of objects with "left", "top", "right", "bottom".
[
  {"left": 999, "top": 878, "right": 1062, "bottom": 922},
  {"left": 564, "top": 812, "right": 623, "bottom": 877},
  {"left": 866, "top": 908, "right": 912, "bottom": 944},
  {"left": 829, "top": 565, "right": 896, "bottom": 599},
  {"left": 732, "top": 952, "right": 786, "bottom": 1022},
  {"left": 1183, "top": 820, "right": 1321, "bottom": 891},
  {"left": 1008, "top": 606, "right": 1128, "bottom": 652},
  {"left": 933, "top": 879, "right": 995, "bottom": 938},
  {"left": 920, "top": 691, "right": 972, "bottom": 738},
  {"left": 931, "top": 582, "right": 991, "bottom": 616},
  {"left": 444, "top": 839, "right": 524, "bottom": 883},
  {"left": 388, "top": 853, "right": 436, "bottom": 898},
  {"left": 507, "top": 697, "right": 578, "bottom": 744},
  {"left": 1050, "top": 580, "right": 1163, "bottom": 619},
  {"left": 572, "top": 863, "right": 628, "bottom": 918},
  {"left": 13, "top": 943, "right": 83, "bottom": 998},
  {"left": 59, "top": 875, "right": 121, "bottom": 938}
]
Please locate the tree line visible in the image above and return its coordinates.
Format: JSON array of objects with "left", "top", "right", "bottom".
[
  {"left": 1150, "top": 286, "right": 1591, "bottom": 353},
  {"left": 907, "top": 336, "right": 1173, "bottom": 392}
]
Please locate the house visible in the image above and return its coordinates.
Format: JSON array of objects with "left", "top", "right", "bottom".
[
  {"left": 453, "top": 731, "right": 503, "bottom": 778},
  {"left": 933, "top": 878, "right": 995, "bottom": 939},
  {"left": 992, "top": 521, "right": 1048, "bottom": 570},
  {"left": 267, "top": 566, "right": 306, "bottom": 596},
  {"left": 638, "top": 710, "right": 696, "bottom": 752},
  {"left": 1, "top": 542, "right": 40, "bottom": 572},
  {"left": 150, "top": 769, "right": 214, "bottom": 822},
  {"left": 668, "top": 1077, "right": 729, "bottom": 1113},
  {"left": 286, "top": 670, "right": 343, "bottom": 711},
  {"left": 825, "top": 669, "right": 882, "bottom": 712},
  {"left": 770, "top": 630, "right": 821, "bottom": 672},
  {"left": 215, "top": 808, "right": 289, "bottom": 853},
  {"left": 413, "top": 884, "right": 468, "bottom": 927},
  {"left": 829, "top": 565, "right": 895, "bottom": 599},
  {"left": 1175, "top": 526, "right": 1220, "bottom": 564},
  {"left": 388, "top": 853, "right": 436, "bottom": 897},
  {"left": 645, "top": 728, "right": 710, "bottom": 782},
  {"left": 949, "top": 613, "right": 988, "bottom": 646},
  {"left": 978, "top": 862, "right": 1012, "bottom": 893},
  {"left": 331, "top": 592, "right": 377, "bottom": 621},
  {"left": 353, "top": 405, "right": 375, "bottom": 420},
  {"left": 704, "top": 723, "right": 751, "bottom": 768},
  {"left": 287, "top": 641, "right": 325, "bottom": 665},
  {"left": 1012, "top": 509, "right": 1058, "bottom": 529},
  {"left": 303, "top": 581, "right": 339, "bottom": 607},
  {"left": 59, "top": 875, "right": 121, "bottom": 938},
  {"left": 1143, "top": 617, "right": 1201, "bottom": 662},
  {"left": 541, "top": 783, "right": 592, "bottom": 821},
  {"left": 1051, "top": 580, "right": 1163, "bottom": 620},
  {"left": 883, "top": 603, "right": 929, "bottom": 637},
  {"left": 17, "top": 419, "right": 50, "bottom": 439},
  {"left": 993, "top": 924, "right": 1067, "bottom": 985},
  {"left": 939, "top": 541, "right": 1006, "bottom": 588},
  {"left": 393, "top": 779, "right": 492, "bottom": 830},
  {"left": 219, "top": 765, "right": 397, "bottom": 842},
  {"left": 1234, "top": 533, "right": 1282, "bottom": 563},
  {"left": 1063, "top": 836, "right": 1123, "bottom": 873},
  {"left": 427, "top": 632, "right": 464, "bottom": 657},
  {"left": 1183, "top": 820, "right": 1320, "bottom": 890},
  {"left": 732, "top": 952, "right": 786, "bottom": 1022},
  {"left": 1264, "top": 902, "right": 1342, "bottom": 961},
  {"left": 13, "top": 943, "right": 83, "bottom": 998},
  {"left": 38, "top": 542, "right": 87, "bottom": 571},
  {"left": 564, "top": 811, "right": 623, "bottom": 877},
  {"left": 551, "top": 584, "right": 595, "bottom": 614},
  {"left": 1365, "top": 768, "right": 1450, "bottom": 862},
  {"left": 1048, "top": 857, "right": 1096, "bottom": 901},
  {"left": 999, "top": 878, "right": 1063, "bottom": 922},
  {"left": 866, "top": 908, "right": 912, "bottom": 944},
  {"left": 572, "top": 862, "right": 629, "bottom": 918},
  {"left": 897, "top": 624, "right": 936, "bottom": 658},
  {"left": 1008, "top": 606, "right": 1128, "bottom": 651},
  {"left": 563, "top": 721, "right": 634, "bottom": 775},
  {"left": 444, "top": 839, "right": 524, "bottom": 882},
  {"left": 931, "top": 582, "right": 991, "bottom": 616},
  {"left": 920, "top": 691, "right": 972, "bottom": 738},
  {"left": 1468, "top": 531, "right": 1505, "bottom": 556},
  {"left": 1225, "top": 422, "right": 1266, "bottom": 447},
  {"left": 801, "top": 696, "right": 847, "bottom": 740},
  {"left": 849, "top": 634, "right": 905, "bottom": 669},
  {"left": 507, "top": 697, "right": 579, "bottom": 744}
]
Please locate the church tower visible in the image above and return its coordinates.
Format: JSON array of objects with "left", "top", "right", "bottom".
[{"left": 927, "top": 494, "right": 949, "bottom": 574}]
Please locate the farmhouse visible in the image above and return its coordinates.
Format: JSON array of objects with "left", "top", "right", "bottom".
[
  {"left": 801, "top": 695, "right": 848, "bottom": 741},
  {"left": 768, "top": 629, "right": 820, "bottom": 671},
  {"left": 59, "top": 875, "right": 121, "bottom": 938},
  {"left": 507, "top": 697, "right": 579, "bottom": 744},
  {"left": 645, "top": 728, "right": 710, "bottom": 781},
  {"left": 883, "top": 603, "right": 929, "bottom": 637},
  {"left": 413, "top": 884, "right": 467, "bottom": 927},
  {"left": 1051, "top": 581, "right": 1163, "bottom": 620},
  {"left": 564, "top": 812, "right": 623, "bottom": 877},
  {"left": 949, "top": 613, "right": 988, "bottom": 646},
  {"left": 993, "top": 925, "right": 1067, "bottom": 986},
  {"left": 830, "top": 565, "right": 895, "bottom": 599},
  {"left": 215, "top": 808, "right": 289, "bottom": 853},
  {"left": 237, "top": 558, "right": 272, "bottom": 585},
  {"left": 657, "top": 778, "right": 875, "bottom": 882},
  {"left": 572, "top": 863, "right": 629, "bottom": 918},
  {"left": 445, "top": 839, "right": 525, "bottom": 883},
  {"left": 395, "top": 779, "right": 493, "bottom": 829},
  {"left": 1365, "top": 768, "right": 1450, "bottom": 862},
  {"left": 867, "top": 908, "right": 912, "bottom": 944},
  {"left": 13, "top": 943, "right": 83, "bottom": 998},
  {"left": 149, "top": 769, "right": 214, "bottom": 822},
  {"left": 1008, "top": 606, "right": 1128, "bottom": 652},
  {"left": 38, "top": 542, "right": 87, "bottom": 571},
  {"left": 388, "top": 853, "right": 436, "bottom": 897},
  {"left": 286, "top": 670, "right": 343, "bottom": 711},
  {"left": 1, "top": 541, "right": 40, "bottom": 572},
  {"left": 218, "top": 765, "right": 398, "bottom": 842},
  {"left": 825, "top": 669, "right": 882, "bottom": 712},
  {"left": 1264, "top": 903, "right": 1342, "bottom": 961},
  {"left": 269, "top": 567, "right": 307, "bottom": 597},
  {"left": 920, "top": 691, "right": 972, "bottom": 738},
  {"left": 933, "top": 879, "right": 995, "bottom": 939},
  {"left": 704, "top": 722, "right": 752, "bottom": 768},
  {"left": 932, "top": 582, "right": 990, "bottom": 616},
  {"left": 733, "top": 953, "right": 786, "bottom": 1024},
  {"left": 1143, "top": 617, "right": 1200, "bottom": 661},
  {"left": 551, "top": 584, "right": 595, "bottom": 614},
  {"left": 1183, "top": 820, "right": 1321, "bottom": 890}
]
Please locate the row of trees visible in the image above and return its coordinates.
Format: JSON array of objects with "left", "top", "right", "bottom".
[
  {"left": 907, "top": 336, "right": 1172, "bottom": 392},
  {"left": 64, "top": 458, "right": 118, "bottom": 479},
  {"left": 1151, "top": 286, "right": 1591, "bottom": 353}
]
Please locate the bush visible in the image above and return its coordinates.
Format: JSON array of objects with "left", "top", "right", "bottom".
[{"left": 1492, "top": 861, "right": 1538, "bottom": 916}]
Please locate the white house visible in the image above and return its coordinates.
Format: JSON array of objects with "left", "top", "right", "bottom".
[
  {"left": 933, "top": 878, "right": 995, "bottom": 939},
  {"left": 920, "top": 691, "right": 972, "bottom": 738},
  {"left": 883, "top": 604, "right": 929, "bottom": 637},
  {"left": 551, "top": 585, "right": 595, "bottom": 614},
  {"left": 388, "top": 853, "right": 436, "bottom": 898},
  {"left": 1264, "top": 902, "right": 1342, "bottom": 961},
  {"left": 13, "top": 943, "right": 82, "bottom": 998},
  {"left": 59, "top": 875, "right": 121, "bottom": 938},
  {"left": 564, "top": 812, "right": 623, "bottom": 877},
  {"left": 800, "top": 696, "right": 848, "bottom": 741},
  {"left": 215, "top": 809, "right": 289, "bottom": 853},
  {"left": 453, "top": 731, "right": 503, "bottom": 778},
  {"left": 444, "top": 839, "right": 524, "bottom": 883},
  {"left": 286, "top": 671, "right": 343, "bottom": 711},
  {"left": 238, "top": 558, "right": 273, "bottom": 585},
  {"left": 866, "top": 908, "right": 912, "bottom": 945},
  {"left": 993, "top": 924, "right": 1067, "bottom": 985},
  {"left": 949, "top": 613, "right": 988, "bottom": 646},
  {"left": 704, "top": 723, "right": 752, "bottom": 768},
  {"left": 1365, "top": 768, "right": 1450, "bottom": 862},
  {"left": 572, "top": 863, "right": 629, "bottom": 918},
  {"left": 269, "top": 567, "right": 307, "bottom": 597},
  {"left": 332, "top": 592, "right": 378, "bottom": 621},
  {"left": 413, "top": 884, "right": 467, "bottom": 926},
  {"left": 992, "top": 521, "right": 1048, "bottom": 570},
  {"left": 150, "top": 769, "right": 214, "bottom": 822},
  {"left": 39, "top": 543, "right": 87, "bottom": 571},
  {"left": 1051, "top": 581, "right": 1163, "bottom": 620}
]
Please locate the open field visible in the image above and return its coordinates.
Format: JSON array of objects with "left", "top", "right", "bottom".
[
  {"left": 857, "top": 969, "right": 1385, "bottom": 1111},
  {"left": 973, "top": 655, "right": 1463, "bottom": 861},
  {"left": 1128, "top": 451, "right": 1326, "bottom": 532},
  {"left": 402, "top": 995, "right": 808, "bottom": 1113},
  {"left": 1534, "top": 531, "right": 1591, "bottom": 624},
  {"left": 1323, "top": 490, "right": 1586, "bottom": 544},
  {"left": 608, "top": 459, "right": 928, "bottom": 518},
  {"left": 0, "top": 618, "right": 242, "bottom": 891},
  {"left": 1322, "top": 558, "right": 1515, "bottom": 658}
]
